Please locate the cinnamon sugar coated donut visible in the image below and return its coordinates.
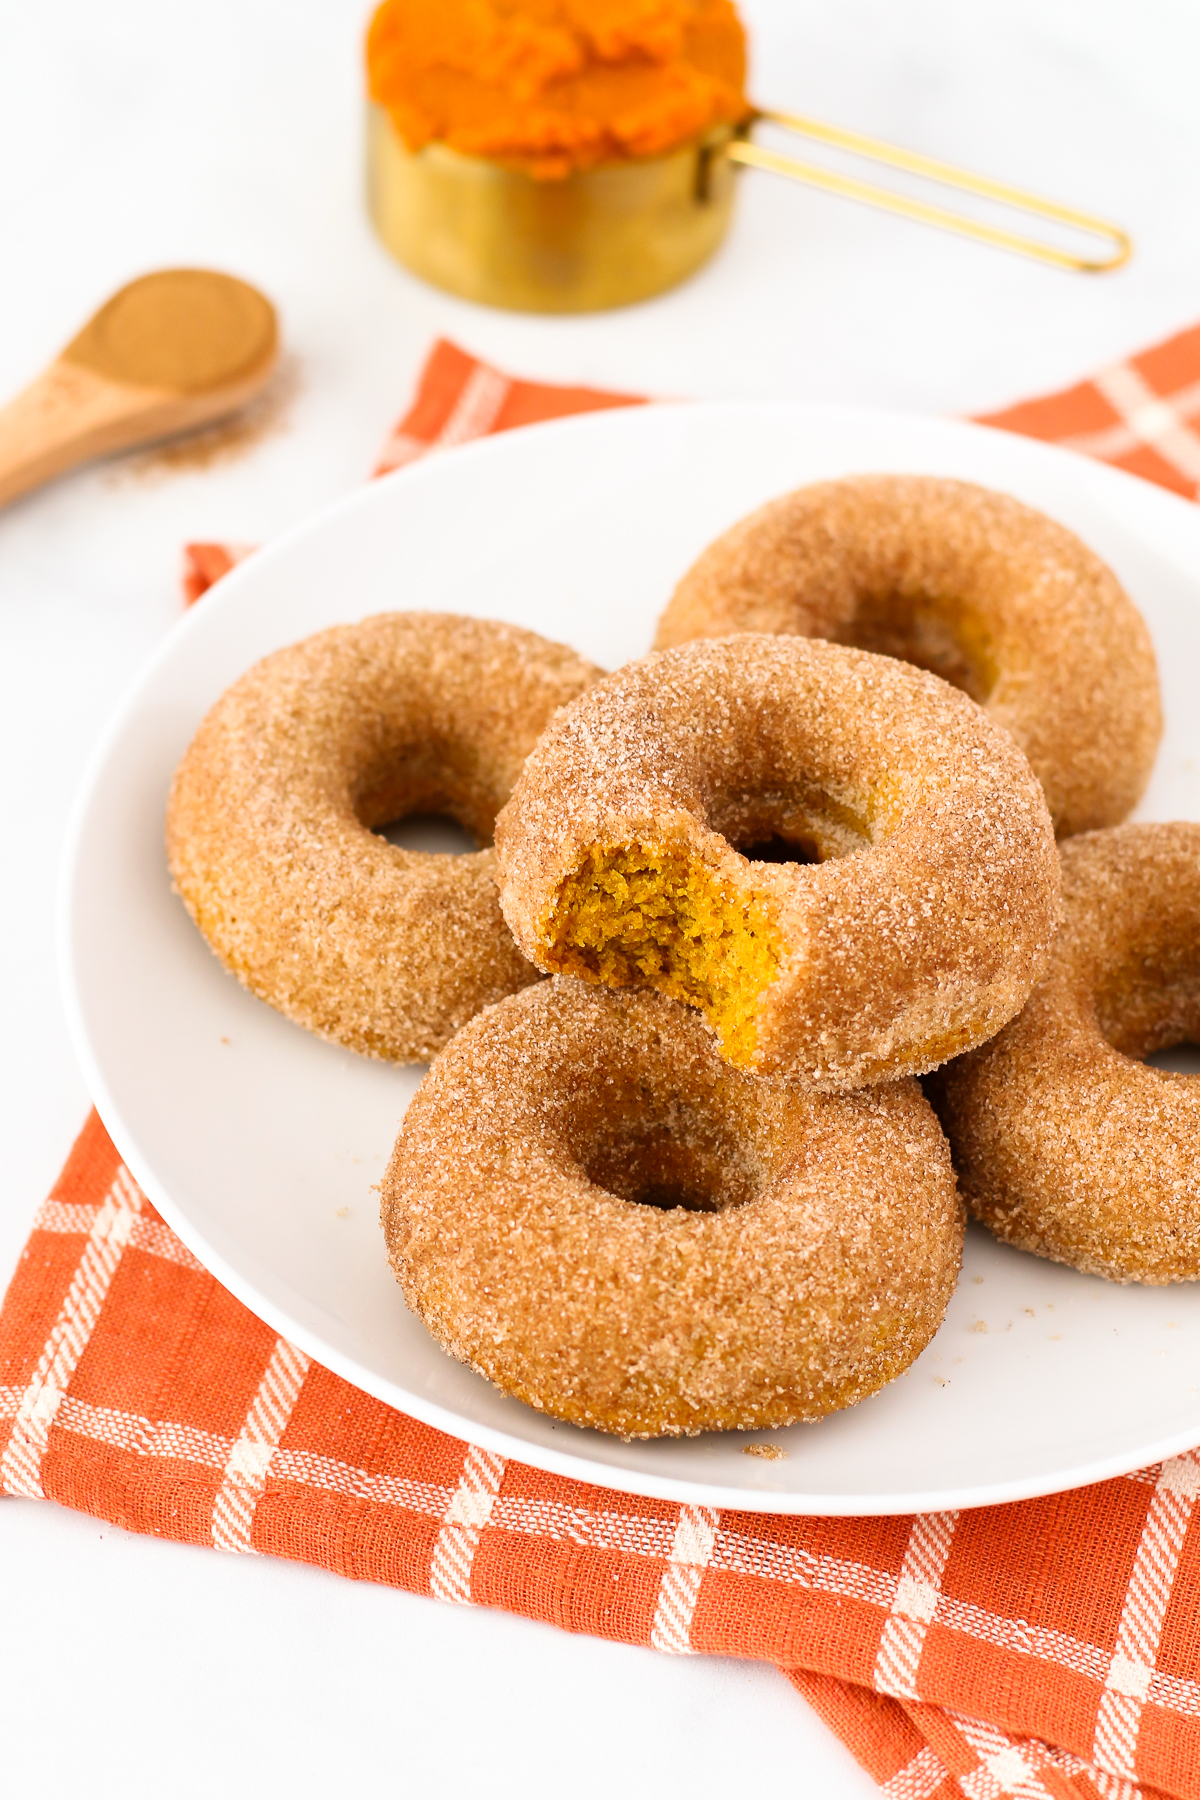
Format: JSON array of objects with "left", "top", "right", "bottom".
[
  {"left": 494, "top": 636, "right": 1060, "bottom": 1090},
  {"left": 166, "top": 613, "right": 602, "bottom": 1060},
  {"left": 929, "top": 824, "right": 1200, "bottom": 1284},
  {"left": 655, "top": 476, "right": 1162, "bottom": 838},
  {"left": 382, "top": 980, "right": 964, "bottom": 1436}
]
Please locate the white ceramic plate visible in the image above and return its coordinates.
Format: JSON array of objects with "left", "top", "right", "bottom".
[{"left": 61, "top": 401, "right": 1200, "bottom": 1515}]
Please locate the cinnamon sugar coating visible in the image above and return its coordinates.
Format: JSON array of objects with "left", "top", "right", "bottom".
[
  {"left": 494, "top": 635, "right": 1060, "bottom": 1090},
  {"left": 166, "top": 613, "right": 601, "bottom": 1061},
  {"left": 929, "top": 824, "right": 1200, "bottom": 1284},
  {"left": 655, "top": 476, "right": 1162, "bottom": 839},
  {"left": 381, "top": 980, "right": 964, "bottom": 1437}
]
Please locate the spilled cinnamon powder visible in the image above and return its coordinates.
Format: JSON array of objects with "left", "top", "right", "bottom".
[{"left": 113, "top": 352, "right": 301, "bottom": 483}]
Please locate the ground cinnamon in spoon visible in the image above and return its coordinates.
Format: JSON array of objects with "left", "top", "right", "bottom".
[
  {"left": 366, "top": 0, "right": 749, "bottom": 179},
  {"left": 63, "top": 270, "right": 277, "bottom": 396}
]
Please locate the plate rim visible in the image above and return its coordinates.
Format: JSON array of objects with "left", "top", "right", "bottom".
[{"left": 58, "top": 396, "right": 1200, "bottom": 1515}]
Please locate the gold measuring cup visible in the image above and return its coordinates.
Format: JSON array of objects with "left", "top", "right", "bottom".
[{"left": 367, "top": 102, "right": 1130, "bottom": 314}]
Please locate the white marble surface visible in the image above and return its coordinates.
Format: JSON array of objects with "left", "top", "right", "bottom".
[{"left": 0, "top": 1, "right": 1197, "bottom": 1793}]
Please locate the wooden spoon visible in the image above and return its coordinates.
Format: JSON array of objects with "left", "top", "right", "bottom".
[{"left": 0, "top": 269, "right": 278, "bottom": 510}]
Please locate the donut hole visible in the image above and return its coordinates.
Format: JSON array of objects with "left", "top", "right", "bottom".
[
  {"left": 833, "top": 593, "right": 999, "bottom": 705},
  {"left": 713, "top": 789, "right": 872, "bottom": 864},
  {"left": 736, "top": 834, "right": 820, "bottom": 865},
  {"left": 582, "top": 1117, "right": 761, "bottom": 1214},
  {"left": 1095, "top": 959, "right": 1200, "bottom": 1067},
  {"left": 355, "top": 754, "right": 503, "bottom": 849},
  {"left": 375, "top": 813, "right": 479, "bottom": 856},
  {"left": 1144, "top": 1044, "right": 1200, "bottom": 1075},
  {"left": 547, "top": 842, "right": 783, "bottom": 1066}
]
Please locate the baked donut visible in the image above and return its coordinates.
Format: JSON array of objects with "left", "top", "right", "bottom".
[
  {"left": 655, "top": 475, "right": 1162, "bottom": 839},
  {"left": 166, "top": 613, "right": 601, "bottom": 1061},
  {"left": 382, "top": 979, "right": 964, "bottom": 1437},
  {"left": 929, "top": 823, "right": 1200, "bottom": 1284},
  {"left": 494, "top": 635, "right": 1060, "bottom": 1091}
]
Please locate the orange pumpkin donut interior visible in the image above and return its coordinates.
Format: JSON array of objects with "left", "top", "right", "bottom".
[{"left": 550, "top": 842, "right": 782, "bottom": 1065}]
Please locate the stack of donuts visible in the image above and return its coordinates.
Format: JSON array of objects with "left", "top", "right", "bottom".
[{"left": 167, "top": 474, "right": 1199, "bottom": 1442}]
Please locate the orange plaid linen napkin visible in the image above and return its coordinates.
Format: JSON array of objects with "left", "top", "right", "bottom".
[{"left": 8, "top": 324, "right": 1200, "bottom": 1800}]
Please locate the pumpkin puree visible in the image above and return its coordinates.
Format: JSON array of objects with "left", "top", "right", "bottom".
[{"left": 366, "top": 0, "right": 748, "bottom": 179}]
